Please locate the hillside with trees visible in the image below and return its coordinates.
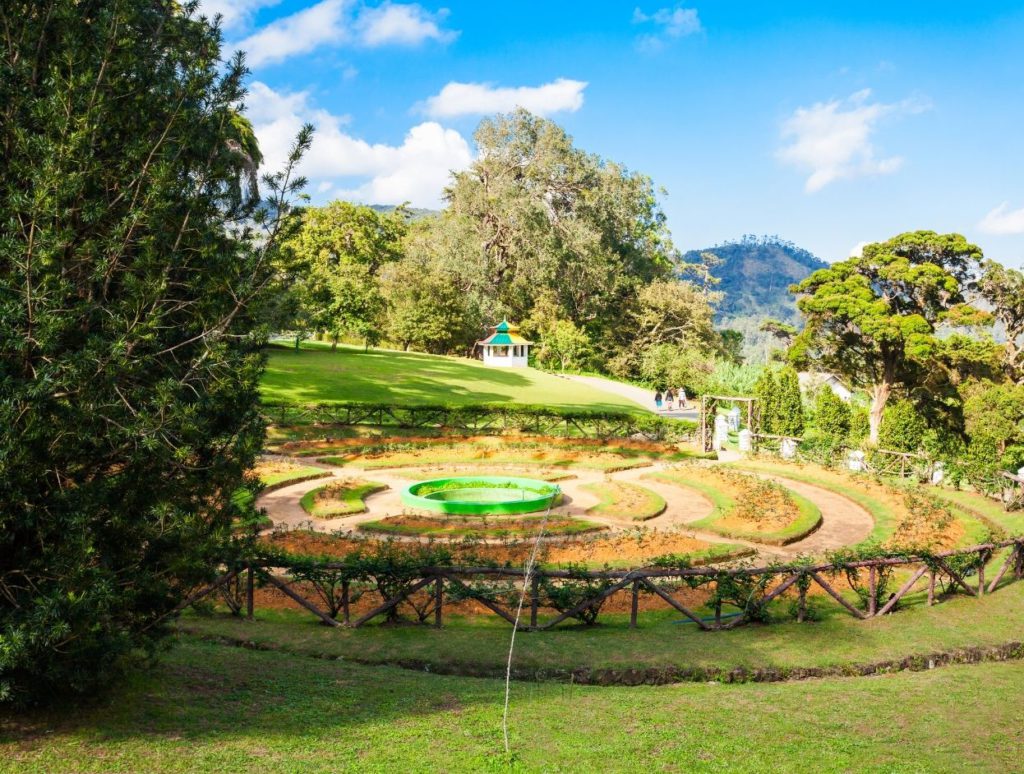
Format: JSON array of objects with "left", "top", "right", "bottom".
[{"left": 681, "top": 236, "right": 829, "bottom": 362}]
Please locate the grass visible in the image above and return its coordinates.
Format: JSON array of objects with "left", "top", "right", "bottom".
[
  {"left": 299, "top": 481, "right": 388, "bottom": 517},
  {"left": 259, "top": 465, "right": 329, "bottom": 489},
  {"left": 261, "top": 343, "right": 646, "bottom": 414},
  {"left": 581, "top": 481, "right": 667, "bottom": 521},
  {"left": 927, "top": 486, "right": 1024, "bottom": 537},
  {"left": 6, "top": 636, "right": 1021, "bottom": 772}
]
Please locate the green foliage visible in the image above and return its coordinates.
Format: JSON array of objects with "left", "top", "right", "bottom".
[
  {"left": 536, "top": 319, "right": 597, "bottom": 372},
  {"left": 790, "top": 231, "right": 990, "bottom": 442},
  {"left": 754, "top": 369, "right": 778, "bottom": 432},
  {"left": 539, "top": 564, "right": 618, "bottom": 625},
  {"left": 973, "top": 259, "right": 1024, "bottom": 381},
  {"left": 278, "top": 202, "right": 406, "bottom": 347},
  {"left": 0, "top": 3, "right": 308, "bottom": 705},
  {"left": 878, "top": 400, "right": 927, "bottom": 452},
  {"left": 813, "top": 388, "right": 851, "bottom": 441},
  {"left": 755, "top": 366, "right": 803, "bottom": 436},
  {"left": 774, "top": 367, "right": 805, "bottom": 436},
  {"left": 380, "top": 247, "right": 483, "bottom": 354}
]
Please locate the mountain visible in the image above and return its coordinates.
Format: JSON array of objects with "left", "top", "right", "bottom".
[
  {"left": 368, "top": 204, "right": 439, "bottom": 221},
  {"left": 681, "top": 235, "right": 829, "bottom": 362}
]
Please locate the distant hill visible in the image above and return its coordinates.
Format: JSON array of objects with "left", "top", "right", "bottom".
[
  {"left": 368, "top": 204, "right": 439, "bottom": 221},
  {"left": 681, "top": 235, "right": 829, "bottom": 362}
]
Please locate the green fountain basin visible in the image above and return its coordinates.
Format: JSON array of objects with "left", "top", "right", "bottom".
[{"left": 401, "top": 476, "right": 561, "bottom": 516}]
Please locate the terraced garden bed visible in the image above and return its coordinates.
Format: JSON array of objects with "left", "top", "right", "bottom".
[
  {"left": 299, "top": 480, "right": 388, "bottom": 518},
  {"left": 645, "top": 468, "right": 822, "bottom": 545},
  {"left": 582, "top": 481, "right": 667, "bottom": 521}
]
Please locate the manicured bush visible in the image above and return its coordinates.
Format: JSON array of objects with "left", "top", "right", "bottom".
[
  {"left": 878, "top": 400, "right": 926, "bottom": 452},
  {"left": 814, "top": 388, "right": 851, "bottom": 441}
]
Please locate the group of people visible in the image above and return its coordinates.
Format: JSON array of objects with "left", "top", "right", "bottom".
[{"left": 654, "top": 386, "right": 686, "bottom": 411}]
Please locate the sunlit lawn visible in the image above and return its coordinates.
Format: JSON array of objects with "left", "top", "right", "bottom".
[
  {"left": 3, "top": 636, "right": 1021, "bottom": 772},
  {"left": 260, "top": 343, "right": 645, "bottom": 414}
]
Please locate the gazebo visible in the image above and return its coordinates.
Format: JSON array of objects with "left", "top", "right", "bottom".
[{"left": 477, "top": 320, "right": 531, "bottom": 367}]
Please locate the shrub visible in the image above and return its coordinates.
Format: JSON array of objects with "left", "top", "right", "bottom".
[
  {"left": 814, "top": 388, "right": 851, "bottom": 441},
  {"left": 878, "top": 400, "right": 926, "bottom": 452}
]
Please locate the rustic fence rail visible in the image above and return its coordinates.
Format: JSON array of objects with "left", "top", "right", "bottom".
[
  {"left": 261, "top": 401, "right": 697, "bottom": 443},
  {"left": 181, "top": 539, "right": 1024, "bottom": 632}
]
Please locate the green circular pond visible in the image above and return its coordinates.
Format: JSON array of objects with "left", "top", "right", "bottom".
[{"left": 401, "top": 476, "right": 561, "bottom": 516}]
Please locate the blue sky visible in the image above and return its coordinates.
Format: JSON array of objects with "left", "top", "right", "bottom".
[{"left": 205, "top": 1, "right": 1024, "bottom": 267}]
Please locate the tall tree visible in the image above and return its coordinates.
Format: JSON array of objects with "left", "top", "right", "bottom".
[
  {"left": 974, "top": 259, "right": 1024, "bottom": 383},
  {"left": 280, "top": 201, "right": 405, "bottom": 348},
  {"left": 790, "top": 231, "right": 987, "bottom": 443},
  {"left": 427, "top": 109, "right": 677, "bottom": 358},
  {"left": 0, "top": 1, "right": 308, "bottom": 705}
]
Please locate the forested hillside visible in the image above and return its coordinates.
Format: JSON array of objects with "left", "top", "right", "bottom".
[{"left": 682, "top": 235, "right": 829, "bottom": 361}]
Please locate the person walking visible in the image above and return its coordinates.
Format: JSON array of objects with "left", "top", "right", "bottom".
[
  {"left": 677, "top": 386, "right": 687, "bottom": 409},
  {"left": 665, "top": 387, "right": 676, "bottom": 411},
  {"left": 654, "top": 389, "right": 663, "bottom": 411}
]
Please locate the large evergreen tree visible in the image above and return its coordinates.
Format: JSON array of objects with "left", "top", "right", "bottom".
[
  {"left": 0, "top": 1, "right": 308, "bottom": 705},
  {"left": 790, "top": 231, "right": 987, "bottom": 443}
]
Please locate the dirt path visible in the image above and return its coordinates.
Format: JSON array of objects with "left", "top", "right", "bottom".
[{"left": 256, "top": 456, "right": 877, "bottom": 559}]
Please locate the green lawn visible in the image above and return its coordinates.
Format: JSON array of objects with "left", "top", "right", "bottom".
[
  {"left": 261, "top": 343, "right": 646, "bottom": 413},
  {"left": 176, "top": 576, "right": 1024, "bottom": 678},
  {"left": 4, "top": 636, "right": 1022, "bottom": 772}
]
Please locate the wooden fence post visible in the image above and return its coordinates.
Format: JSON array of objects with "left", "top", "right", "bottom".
[
  {"left": 434, "top": 575, "right": 443, "bottom": 628},
  {"left": 797, "top": 580, "right": 807, "bottom": 623},
  {"left": 928, "top": 570, "right": 936, "bottom": 606},
  {"left": 530, "top": 574, "right": 540, "bottom": 629},
  {"left": 630, "top": 579, "right": 640, "bottom": 628},
  {"left": 342, "top": 580, "right": 351, "bottom": 624},
  {"left": 246, "top": 564, "right": 254, "bottom": 619},
  {"left": 868, "top": 565, "right": 877, "bottom": 616}
]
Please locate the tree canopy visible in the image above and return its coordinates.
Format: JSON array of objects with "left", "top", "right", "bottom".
[
  {"left": 0, "top": 1, "right": 307, "bottom": 705},
  {"left": 789, "top": 231, "right": 989, "bottom": 443}
]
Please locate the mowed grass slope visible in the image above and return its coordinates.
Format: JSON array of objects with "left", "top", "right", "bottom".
[
  {"left": 261, "top": 343, "right": 645, "bottom": 414},
  {"left": 3, "top": 637, "right": 1022, "bottom": 773}
]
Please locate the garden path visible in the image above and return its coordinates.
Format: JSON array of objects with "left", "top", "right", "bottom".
[{"left": 558, "top": 374, "right": 699, "bottom": 420}]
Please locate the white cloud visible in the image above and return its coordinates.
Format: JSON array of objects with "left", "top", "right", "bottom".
[
  {"left": 199, "top": 0, "right": 281, "bottom": 32},
  {"left": 421, "top": 78, "right": 587, "bottom": 119},
  {"left": 849, "top": 241, "right": 870, "bottom": 258},
  {"left": 235, "top": 0, "right": 349, "bottom": 68},
  {"left": 776, "top": 89, "right": 930, "bottom": 193},
  {"left": 247, "top": 81, "right": 472, "bottom": 208},
  {"left": 979, "top": 202, "right": 1024, "bottom": 235},
  {"left": 357, "top": 2, "right": 456, "bottom": 46},
  {"left": 632, "top": 5, "right": 701, "bottom": 51}
]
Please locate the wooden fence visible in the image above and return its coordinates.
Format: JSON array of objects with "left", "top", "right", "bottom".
[
  {"left": 261, "top": 402, "right": 697, "bottom": 443},
  {"left": 179, "top": 539, "right": 1024, "bottom": 632}
]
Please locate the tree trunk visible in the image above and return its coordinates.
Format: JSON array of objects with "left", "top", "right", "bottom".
[
  {"left": 868, "top": 380, "right": 891, "bottom": 444},
  {"left": 294, "top": 334, "right": 301, "bottom": 351}
]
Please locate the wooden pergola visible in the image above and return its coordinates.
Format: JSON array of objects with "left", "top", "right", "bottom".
[{"left": 698, "top": 395, "right": 758, "bottom": 453}]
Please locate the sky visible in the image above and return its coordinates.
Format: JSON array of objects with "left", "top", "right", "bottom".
[{"left": 203, "top": 0, "right": 1024, "bottom": 267}]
